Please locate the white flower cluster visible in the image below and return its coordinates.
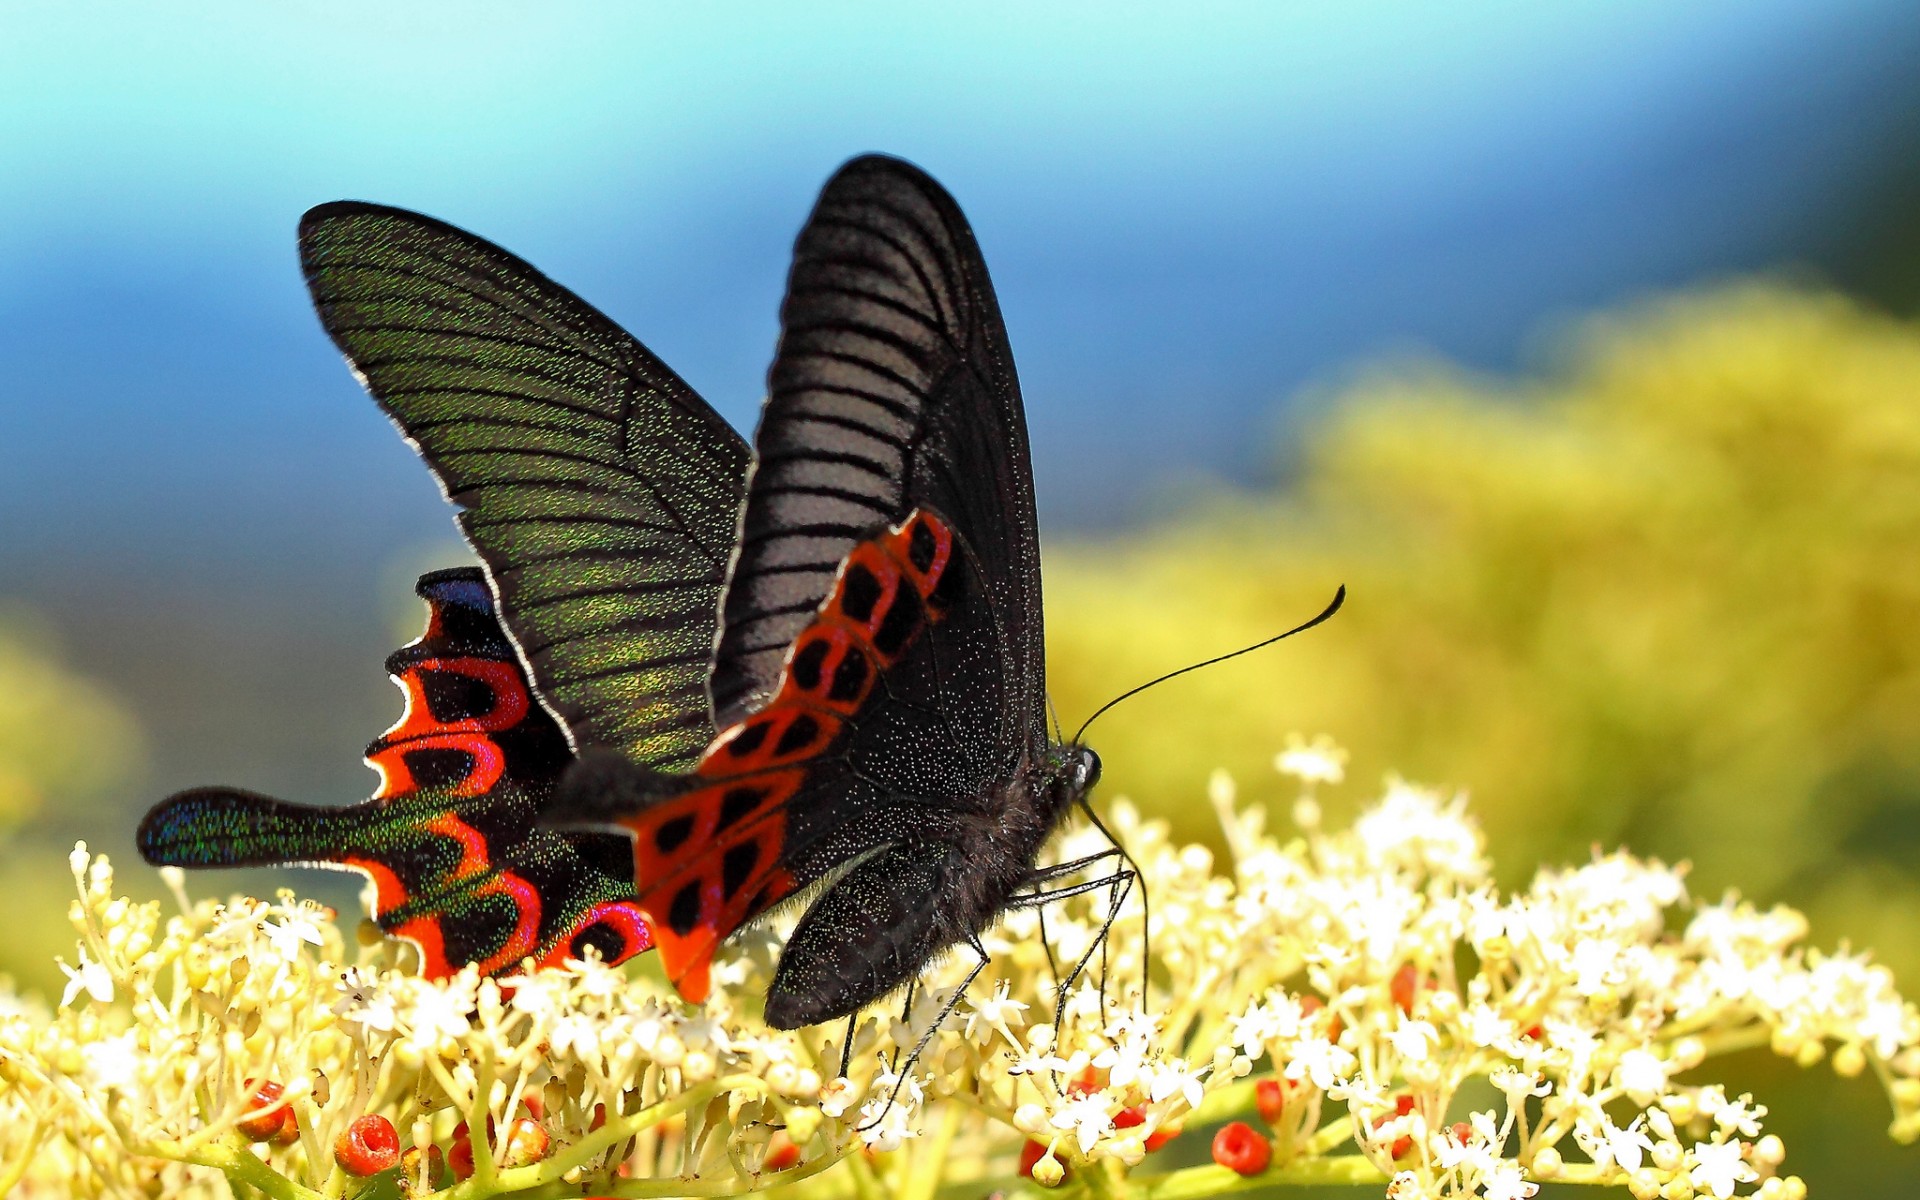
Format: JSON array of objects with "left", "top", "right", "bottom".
[{"left": 0, "top": 741, "right": 1914, "bottom": 1199}]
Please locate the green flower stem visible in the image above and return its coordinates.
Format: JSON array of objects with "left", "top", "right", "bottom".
[
  {"left": 466, "top": 1053, "right": 501, "bottom": 1190},
  {"left": 551, "top": 1143, "right": 848, "bottom": 1200},
  {"left": 175, "top": 1135, "right": 330, "bottom": 1200},
  {"left": 1130, "top": 1154, "right": 1388, "bottom": 1198},
  {"left": 1078, "top": 1157, "right": 1123, "bottom": 1198},
  {"left": 841, "top": 1137, "right": 886, "bottom": 1200},
  {"left": 1189, "top": 1077, "right": 1256, "bottom": 1124},
  {"left": 451, "top": 1075, "right": 757, "bottom": 1198},
  {"left": 0, "top": 1115, "right": 40, "bottom": 1195},
  {"left": 1675, "top": 1021, "right": 1773, "bottom": 1060},
  {"left": 900, "top": 1100, "right": 963, "bottom": 1200}
]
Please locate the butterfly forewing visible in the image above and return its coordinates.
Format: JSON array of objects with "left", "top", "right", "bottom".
[
  {"left": 710, "top": 156, "right": 1046, "bottom": 749},
  {"left": 299, "top": 203, "right": 749, "bottom": 769}
]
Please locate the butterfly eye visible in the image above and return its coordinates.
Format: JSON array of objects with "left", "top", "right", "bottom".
[{"left": 1073, "top": 747, "right": 1102, "bottom": 793}]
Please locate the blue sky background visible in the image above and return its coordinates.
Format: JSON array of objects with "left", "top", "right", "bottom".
[
  {"left": 6, "top": 1, "right": 1920, "bottom": 595},
  {"left": 3, "top": 0, "right": 1920, "bottom": 817}
]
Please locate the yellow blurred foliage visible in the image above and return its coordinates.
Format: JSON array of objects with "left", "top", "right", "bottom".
[
  {"left": 0, "top": 611, "right": 141, "bottom": 835},
  {"left": 1047, "top": 284, "right": 1920, "bottom": 975}
]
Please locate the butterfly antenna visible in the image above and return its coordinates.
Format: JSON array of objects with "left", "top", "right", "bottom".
[{"left": 1070, "top": 585, "right": 1345, "bottom": 747}]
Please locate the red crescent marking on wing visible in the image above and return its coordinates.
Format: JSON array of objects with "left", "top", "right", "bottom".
[
  {"left": 390, "top": 914, "right": 455, "bottom": 980},
  {"left": 341, "top": 856, "right": 410, "bottom": 915},
  {"left": 883, "top": 510, "right": 954, "bottom": 602},
  {"left": 367, "top": 733, "right": 506, "bottom": 800},
  {"left": 537, "top": 901, "right": 655, "bottom": 969},
  {"left": 470, "top": 872, "right": 542, "bottom": 976},
  {"left": 422, "top": 813, "right": 492, "bottom": 880},
  {"left": 379, "top": 657, "right": 530, "bottom": 744}
]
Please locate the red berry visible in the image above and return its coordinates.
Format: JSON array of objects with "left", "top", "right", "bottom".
[
  {"left": 448, "top": 1135, "right": 475, "bottom": 1181},
  {"left": 237, "top": 1079, "right": 289, "bottom": 1142},
  {"left": 1369, "top": 1094, "right": 1419, "bottom": 1159},
  {"left": 1522, "top": 1023, "right": 1545, "bottom": 1041},
  {"left": 764, "top": 1131, "right": 801, "bottom": 1170},
  {"left": 1113, "top": 1104, "right": 1147, "bottom": 1129},
  {"left": 1451, "top": 1121, "right": 1472, "bottom": 1145},
  {"left": 1255, "top": 1077, "right": 1287, "bottom": 1125},
  {"left": 1390, "top": 964, "right": 1421, "bottom": 1014},
  {"left": 501, "top": 1117, "right": 550, "bottom": 1167},
  {"left": 1211, "top": 1121, "right": 1272, "bottom": 1176},
  {"left": 1145, "top": 1123, "right": 1182, "bottom": 1152},
  {"left": 334, "top": 1114, "right": 401, "bottom": 1177},
  {"left": 1299, "top": 995, "right": 1345, "bottom": 1040}
]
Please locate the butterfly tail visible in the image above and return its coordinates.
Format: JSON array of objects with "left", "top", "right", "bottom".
[{"left": 138, "top": 786, "right": 382, "bottom": 870}]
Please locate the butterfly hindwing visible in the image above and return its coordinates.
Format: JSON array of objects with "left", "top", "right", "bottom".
[
  {"left": 299, "top": 204, "right": 750, "bottom": 771},
  {"left": 139, "top": 569, "right": 653, "bottom": 976}
]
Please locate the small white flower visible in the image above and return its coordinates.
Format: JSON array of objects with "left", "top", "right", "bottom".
[
  {"left": 1713, "top": 1095, "right": 1766, "bottom": 1139},
  {"left": 262, "top": 910, "right": 325, "bottom": 960},
  {"left": 1050, "top": 1092, "right": 1115, "bottom": 1155},
  {"left": 80, "top": 1030, "right": 139, "bottom": 1090},
  {"left": 1481, "top": 1159, "right": 1539, "bottom": 1200},
  {"left": 1490, "top": 1067, "right": 1551, "bottom": 1104},
  {"left": 1859, "top": 996, "right": 1910, "bottom": 1061},
  {"left": 403, "top": 981, "right": 472, "bottom": 1048},
  {"left": 333, "top": 967, "right": 396, "bottom": 1033},
  {"left": 965, "top": 979, "right": 1028, "bottom": 1041},
  {"left": 1144, "top": 1059, "right": 1207, "bottom": 1110},
  {"left": 1287, "top": 1035, "right": 1357, "bottom": 1091},
  {"left": 1689, "top": 1139, "right": 1758, "bottom": 1198},
  {"left": 500, "top": 969, "right": 569, "bottom": 1019},
  {"left": 1614, "top": 1048, "right": 1670, "bottom": 1106},
  {"left": 1578, "top": 1113, "right": 1654, "bottom": 1172},
  {"left": 59, "top": 950, "right": 113, "bottom": 1008},
  {"left": 1388, "top": 1017, "right": 1439, "bottom": 1063}
]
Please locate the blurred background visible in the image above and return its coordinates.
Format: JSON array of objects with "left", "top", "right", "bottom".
[{"left": 5, "top": 1, "right": 1920, "bottom": 1192}]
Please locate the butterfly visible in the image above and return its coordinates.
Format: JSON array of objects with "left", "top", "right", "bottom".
[
  {"left": 546, "top": 155, "right": 1107, "bottom": 1029},
  {"left": 138, "top": 199, "right": 751, "bottom": 976},
  {"left": 139, "top": 155, "right": 1111, "bottom": 1031}
]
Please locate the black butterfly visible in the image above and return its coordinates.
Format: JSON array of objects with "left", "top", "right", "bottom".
[{"left": 142, "top": 155, "right": 1114, "bottom": 1030}]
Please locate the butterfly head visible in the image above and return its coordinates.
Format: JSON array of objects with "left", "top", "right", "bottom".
[{"left": 1046, "top": 743, "right": 1102, "bottom": 810}]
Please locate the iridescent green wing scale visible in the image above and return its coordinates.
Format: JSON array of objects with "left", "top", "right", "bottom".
[{"left": 299, "top": 203, "right": 750, "bottom": 770}]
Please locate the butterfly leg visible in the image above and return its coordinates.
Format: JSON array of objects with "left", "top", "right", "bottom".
[
  {"left": 1009, "top": 864, "right": 1137, "bottom": 1030},
  {"left": 1021, "top": 849, "right": 1124, "bottom": 999},
  {"left": 858, "top": 936, "right": 991, "bottom": 1134},
  {"left": 838, "top": 1013, "right": 858, "bottom": 1080}
]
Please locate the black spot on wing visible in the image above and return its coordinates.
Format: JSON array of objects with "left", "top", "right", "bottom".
[
  {"left": 668, "top": 882, "right": 703, "bottom": 937},
  {"left": 654, "top": 814, "right": 695, "bottom": 854},
  {"left": 722, "top": 842, "right": 759, "bottom": 897},
  {"left": 840, "top": 564, "right": 882, "bottom": 623}
]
